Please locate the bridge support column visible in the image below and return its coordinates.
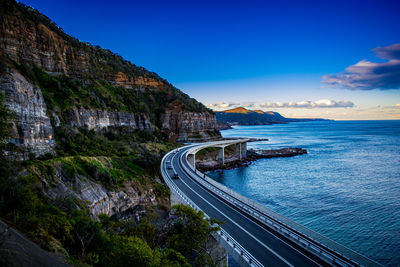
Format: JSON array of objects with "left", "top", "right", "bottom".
[
  {"left": 240, "top": 142, "right": 247, "bottom": 159},
  {"left": 213, "top": 233, "right": 251, "bottom": 267},
  {"left": 236, "top": 143, "right": 242, "bottom": 160},
  {"left": 218, "top": 147, "right": 225, "bottom": 165},
  {"left": 188, "top": 153, "right": 195, "bottom": 169}
]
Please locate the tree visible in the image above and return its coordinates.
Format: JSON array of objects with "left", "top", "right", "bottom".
[
  {"left": 100, "top": 235, "right": 155, "bottom": 267},
  {"left": 70, "top": 210, "right": 103, "bottom": 259},
  {"left": 158, "top": 248, "right": 191, "bottom": 267},
  {"left": 166, "top": 204, "right": 222, "bottom": 266}
]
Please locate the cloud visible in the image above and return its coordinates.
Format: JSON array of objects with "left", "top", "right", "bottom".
[
  {"left": 322, "top": 43, "right": 400, "bottom": 90},
  {"left": 242, "top": 102, "right": 256, "bottom": 108},
  {"left": 207, "top": 102, "right": 240, "bottom": 110},
  {"left": 396, "top": 103, "right": 400, "bottom": 108},
  {"left": 373, "top": 44, "right": 400, "bottom": 60},
  {"left": 259, "top": 99, "right": 354, "bottom": 109},
  {"left": 207, "top": 99, "right": 354, "bottom": 110}
]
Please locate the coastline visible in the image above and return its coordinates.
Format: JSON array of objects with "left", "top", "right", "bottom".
[
  {"left": 196, "top": 147, "right": 307, "bottom": 172},
  {"left": 206, "top": 121, "right": 400, "bottom": 266}
]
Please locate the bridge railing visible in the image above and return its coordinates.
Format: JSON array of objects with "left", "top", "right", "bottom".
[
  {"left": 161, "top": 149, "right": 263, "bottom": 267},
  {"left": 181, "top": 144, "right": 381, "bottom": 267}
]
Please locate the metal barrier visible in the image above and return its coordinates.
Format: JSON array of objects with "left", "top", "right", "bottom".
[
  {"left": 180, "top": 143, "right": 381, "bottom": 267},
  {"left": 160, "top": 149, "right": 263, "bottom": 267}
]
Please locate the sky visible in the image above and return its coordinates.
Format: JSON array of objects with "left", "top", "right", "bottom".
[{"left": 19, "top": 0, "right": 400, "bottom": 120}]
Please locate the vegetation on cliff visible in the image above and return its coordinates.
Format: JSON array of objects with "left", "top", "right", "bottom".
[
  {"left": 0, "top": 0, "right": 220, "bottom": 152},
  {"left": 15, "top": 62, "right": 209, "bottom": 120},
  {"left": 0, "top": 93, "right": 13, "bottom": 144},
  {"left": 0, "top": 102, "right": 220, "bottom": 265},
  {"left": 0, "top": 1, "right": 223, "bottom": 266},
  {"left": 0, "top": 0, "right": 212, "bottom": 115},
  {"left": 0, "top": 163, "right": 219, "bottom": 266},
  {"left": 0, "top": 152, "right": 222, "bottom": 266}
]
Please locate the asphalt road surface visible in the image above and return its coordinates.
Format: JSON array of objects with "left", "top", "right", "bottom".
[{"left": 163, "top": 146, "right": 324, "bottom": 267}]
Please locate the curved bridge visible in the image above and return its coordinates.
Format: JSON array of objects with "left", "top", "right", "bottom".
[{"left": 160, "top": 140, "right": 381, "bottom": 267}]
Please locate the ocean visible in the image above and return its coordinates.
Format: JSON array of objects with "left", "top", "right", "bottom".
[{"left": 207, "top": 121, "right": 400, "bottom": 266}]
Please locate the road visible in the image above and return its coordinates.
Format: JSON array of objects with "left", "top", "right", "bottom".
[{"left": 163, "top": 146, "right": 325, "bottom": 267}]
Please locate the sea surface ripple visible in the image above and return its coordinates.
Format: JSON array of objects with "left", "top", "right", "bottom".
[{"left": 207, "top": 121, "right": 400, "bottom": 266}]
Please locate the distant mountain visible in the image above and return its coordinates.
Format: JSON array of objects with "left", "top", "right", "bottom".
[{"left": 216, "top": 107, "right": 329, "bottom": 126}]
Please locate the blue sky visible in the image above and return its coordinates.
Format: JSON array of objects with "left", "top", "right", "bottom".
[{"left": 20, "top": 0, "right": 400, "bottom": 119}]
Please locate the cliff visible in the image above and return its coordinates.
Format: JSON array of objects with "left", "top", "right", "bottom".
[
  {"left": 0, "top": 69, "right": 55, "bottom": 158},
  {"left": 0, "top": 1, "right": 224, "bottom": 265},
  {"left": 216, "top": 107, "right": 329, "bottom": 126},
  {"left": 161, "top": 104, "right": 220, "bottom": 142},
  {"left": 38, "top": 156, "right": 169, "bottom": 220},
  {"left": 0, "top": 0, "right": 219, "bottom": 159}
]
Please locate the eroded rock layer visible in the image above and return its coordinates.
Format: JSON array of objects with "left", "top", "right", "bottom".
[
  {"left": 1, "top": 69, "right": 55, "bottom": 158},
  {"left": 0, "top": 0, "right": 220, "bottom": 158}
]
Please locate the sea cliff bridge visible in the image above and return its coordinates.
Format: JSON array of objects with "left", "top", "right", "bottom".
[{"left": 160, "top": 139, "right": 381, "bottom": 267}]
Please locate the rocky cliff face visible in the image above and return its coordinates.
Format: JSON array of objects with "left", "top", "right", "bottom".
[
  {"left": 0, "top": 0, "right": 220, "bottom": 158},
  {"left": 65, "top": 108, "right": 154, "bottom": 131},
  {"left": 0, "top": 69, "right": 55, "bottom": 158},
  {"left": 0, "top": 2, "right": 223, "bottom": 264},
  {"left": 162, "top": 111, "right": 219, "bottom": 142},
  {"left": 0, "top": 3, "right": 162, "bottom": 88},
  {"left": 45, "top": 167, "right": 160, "bottom": 220}
]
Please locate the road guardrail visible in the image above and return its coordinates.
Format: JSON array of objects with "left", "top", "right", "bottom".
[
  {"left": 180, "top": 142, "right": 381, "bottom": 267},
  {"left": 161, "top": 148, "right": 263, "bottom": 267}
]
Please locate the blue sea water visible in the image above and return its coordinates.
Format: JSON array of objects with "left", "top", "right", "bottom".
[{"left": 207, "top": 121, "right": 400, "bottom": 266}]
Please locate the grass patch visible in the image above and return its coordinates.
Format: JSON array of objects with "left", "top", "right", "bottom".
[{"left": 48, "top": 156, "right": 146, "bottom": 189}]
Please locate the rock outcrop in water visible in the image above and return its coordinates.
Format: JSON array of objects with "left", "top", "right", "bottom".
[
  {"left": 196, "top": 147, "right": 307, "bottom": 172},
  {"left": 216, "top": 121, "right": 232, "bottom": 130}
]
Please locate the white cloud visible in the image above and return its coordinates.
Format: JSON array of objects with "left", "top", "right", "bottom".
[
  {"left": 207, "top": 99, "right": 354, "bottom": 111},
  {"left": 322, "top": 43, "right": 400, "bottom": 90},
  {"left": 207, "top": 102, "right": 240, "bottom": 110},
  {"left": 206, "top": 101, "right": 399, "bottom": 119},
  {"left": 259, "top": 99, "right": 354, "bottom": 109},
  {"left": 242, "top": 102, "right": 256, "bottom": 108},
  {"left": 275, "top": 105, "right": 400, "bottom": 120}
]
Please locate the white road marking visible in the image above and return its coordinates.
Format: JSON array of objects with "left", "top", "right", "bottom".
[
  {"left": 170, "top": 152, "right": 294, "bottom": 267},
  {"left": 177, "top": 149, "right": 323, "bottom": 267}
]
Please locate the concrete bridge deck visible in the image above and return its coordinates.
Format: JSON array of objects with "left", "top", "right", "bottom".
[
  {"left": 161, "top": 140, "right": 382, "bottom": 267},
  {"left": 186, "top": 138, "right": 249, "bottom": 167}
]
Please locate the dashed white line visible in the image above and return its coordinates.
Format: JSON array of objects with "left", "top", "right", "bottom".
[{"left": 170, "top": 152, "right": 294, "bottom": 267}]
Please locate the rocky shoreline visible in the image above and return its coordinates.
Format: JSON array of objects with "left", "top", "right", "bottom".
[
  {"left": 222, "top": 137, "right": 269, "bottom": 142},
  {"left": 196, "top": 147, "right": 307, "bottom": 172}
]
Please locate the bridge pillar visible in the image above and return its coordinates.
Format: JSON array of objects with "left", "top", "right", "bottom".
[
  {"left": 240, "top": 142, "right": 247, "bottom": 159},
  {"left": 236, "top": 143, "right": 242, "bottom": 160},
  {"left": 188, "top": 153, "right": 195, "bottom": 168},
  {"left": 218, "top": 147, "right": 224, "bottom": 165}
]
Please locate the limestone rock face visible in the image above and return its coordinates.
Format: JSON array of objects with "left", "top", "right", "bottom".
[
  {"left": 0, "top": 0, "right": 221, "bottom": 155},
  {"left": 0, "top": 70, "right": 55, "bottom": 158},
  {"left": 45, "top": 169, "right": 158, "bottom": 219},
  {"left": 110, "top": 71, "right": 167, "bottom": 89},
  {"left": 0, "top": 12, "right": 85, "bottom": 76},
  {"left": 65, "top": 108, "right": 153, "bottom": 131},
  {"left": 162, "top": 111, "right": 220, "bottom": 142},
  {"left": 0, "top": 6, "right": 162, "bottom": 88}
]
